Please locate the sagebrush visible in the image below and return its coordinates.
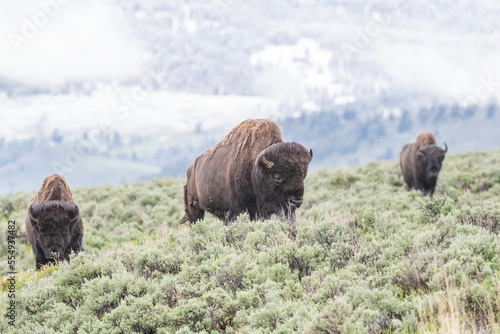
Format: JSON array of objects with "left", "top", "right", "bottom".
[{"left": 1, "top": 149, "right": 499, "bottom": 333}]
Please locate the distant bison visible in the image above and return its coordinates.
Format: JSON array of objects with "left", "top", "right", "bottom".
[
  {"left": 26, "top": 174, "right": 83, "bottom": 269},
  {"left": 400, "top": 132, "right": 448, "bottom": 196},
  {"left": 181, "top": 119, "right": 313, "bottom": 224}
]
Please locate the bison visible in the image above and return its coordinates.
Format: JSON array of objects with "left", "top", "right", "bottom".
[
  {"left": 26, "top": 174, "right": 83, "bottom": 269},
  {"left": 400, "top": 132, "right": 448, "bottom": 196},
  {"left": 181, "top": 119, "right": 313, "bottom": 224}
]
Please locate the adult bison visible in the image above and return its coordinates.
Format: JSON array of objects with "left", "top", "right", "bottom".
[
  {"left": 181, "top": 119, "right": 313, "bottom": 224},
  {"left": 400, "top": 132, "right": 448, "bottom": 196},
  {"left": 26, "top": 174, "right": 83, "bottom": 269}
]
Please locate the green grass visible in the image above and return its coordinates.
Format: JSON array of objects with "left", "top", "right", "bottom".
[{"left": 1, "top": 148, "right": 500, "bottom": 333}]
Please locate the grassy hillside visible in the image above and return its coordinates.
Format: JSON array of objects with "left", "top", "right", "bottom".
[{"left": 1, "top": 149, "right": 499, "bottom": 333}]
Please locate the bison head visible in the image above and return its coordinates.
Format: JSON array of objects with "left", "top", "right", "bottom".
[
  {"left": 417, "top": 143, "right": 447, "bottom": 183},
  {"left": 28, "top": 201, "right": 79, "bottom": 260},
  {"left": 253, "top": 142, "right": 313, "bottom": 219}
]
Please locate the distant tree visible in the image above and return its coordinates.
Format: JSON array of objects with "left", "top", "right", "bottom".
[
  {"left": 377, "top": 123, "right": 387, "bottom": 137},
  {"left": 487, "top": 103, "right": 496, "bottom": 119},
  {"left": 357, "top": 122, "right": 369, "bottom": 141},
  {"left": 417, "top": 108, "right": 430, "bottom": 125},
  {"left": 463, "top": 105, "right": 475, "bottom": 119},
  {"left": 51, "top": 129, "right": 63, "bottom": 144},
  {"left": 451, "top": 104, "right": 475, "bottom": 120},
  {"left": 398, "top": 111, "right": 413, "bottom": 133},
  {"left": 113, "top": 132, "right": 122, "bottom": 148},
  {"left": 343, "top": 109, "right": 357, "bottom": 121},
  {"left": 378, "top": 147, "right": 392, "bottom": 160},
  {"left": 433, "top": 105, "right": 447, "bottom": 123},
  {"left": 195, "top": 122, "right": 202, "bottom": 134}
]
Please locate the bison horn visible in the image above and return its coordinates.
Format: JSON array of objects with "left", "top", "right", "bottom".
[
  {"left": 28, "top": 206, "right": 39, "bottom": 223},
  {"left": 259, "top": 153, "right": 274, "bottom": 169},
  {"left": 309, "top": 149, "right": 313, "bottom": 160},
  {"left": 443, "top": 142, "right": 448, "bottom": 154},
  {"left": 70, "top": 205, "right": 80, "bottom": 222}
]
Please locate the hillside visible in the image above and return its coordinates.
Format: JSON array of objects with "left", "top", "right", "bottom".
[{"left": 1, "top": 148, "right": 500, "bottom": 333}]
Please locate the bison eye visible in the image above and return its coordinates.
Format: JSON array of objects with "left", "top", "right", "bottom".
[{"left": 273, "top": 174, "right": 283, "bottom": 183}]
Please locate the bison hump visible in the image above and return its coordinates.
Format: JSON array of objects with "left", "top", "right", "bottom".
[
  {"left": 415, "top": 132, "right": 437, "bottom": 148},
  {"left": 207, "top": 119, "right": 283, "bottom": 157},
  {"left": 36, "top": 174, "right": 74, "bottom": 204}
]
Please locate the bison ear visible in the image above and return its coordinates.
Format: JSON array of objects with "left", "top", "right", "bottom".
[
  {"left": 309, "top": 149, "right": 313, "bottom": 160},
  {"left": 259, "top": 152, "right": 274, "bottom": 169},
  {"left": 69, "top": 205, "right": 80, "bottom": 223}
]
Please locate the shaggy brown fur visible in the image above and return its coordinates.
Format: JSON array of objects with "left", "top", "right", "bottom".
[
  {"left": 416, "top": 132, "right": 437, "bottom": 148},
  {"left": 410, "top": 132, "right": 437, "bottom": 157},
  {"left": 25, "top": 174, "right": 83, "bottom": 269},
  {"left": 182, "top": 119, "right": 313, "bottom": 224},
  {"left": 400, "top": 132, "right": 447, "bottom": 196}
]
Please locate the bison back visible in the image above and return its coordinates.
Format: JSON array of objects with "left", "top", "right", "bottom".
[
  {"left": 400, "top": 143, "right": 415, "bottom": 189},
  {"left": 415, "top": 132, "right": 437, "bottom": 149}
]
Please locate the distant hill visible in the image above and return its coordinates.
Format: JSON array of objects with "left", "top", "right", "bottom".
[{"left": 1, "top": 101, "right": 498, "bottom": 195}]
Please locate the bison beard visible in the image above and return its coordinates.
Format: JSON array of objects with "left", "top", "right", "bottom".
[
  {"left": 182, "top": 119, "right": 313, "bottom": 224},
  {"left": 25, "top": 174, "right": 83, "bottom": 269},
  {"left": 400, "top": 132, "right": 447, "bottom": 196}
]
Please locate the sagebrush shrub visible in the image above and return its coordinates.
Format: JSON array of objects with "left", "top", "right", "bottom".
[{"left": 1, "top": 149, "right": 500, "bottom": 333}]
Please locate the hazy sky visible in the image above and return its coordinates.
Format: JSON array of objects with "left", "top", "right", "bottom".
[{"left": 0, "top": 1, "right": 145, "bottom": 87}]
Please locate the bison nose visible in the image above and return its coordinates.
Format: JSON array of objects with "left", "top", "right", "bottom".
[{"left": 289, "top": 197, "right": 303, "bottom": 207}]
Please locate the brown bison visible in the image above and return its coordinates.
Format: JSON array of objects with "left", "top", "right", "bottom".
[
  {"left": 181, "top": 119, "right": 313, "bottom": 224},
  {"left": 26, "top": 174, "right": 83, "bottom": 269},
  {"left": 400, "top": 132, "right": 448, "bottom": 196}
]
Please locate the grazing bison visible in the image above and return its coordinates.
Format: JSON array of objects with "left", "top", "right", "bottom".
[
  {"left": 26, "top": 174, "right": 83, "bottom": 269},
  {"left": 181, "top": 119, "right": 313, "bottom": 224},
  {"left": 400, "top": 132, "right": 448, "bottom": 196}
]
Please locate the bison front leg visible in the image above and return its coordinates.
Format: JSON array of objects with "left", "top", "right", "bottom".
[
  {"left": 223, "top": 210, "right": 243, "bottom": 225},
  {"left": 183, "top": 185, "right": 205, "bottom": 223},
  {"left": 34, "top": 246, "right": 50, "bottom": 270},
  {"left": 187, "top": 203, "right": 205, "bottom": 223},
  {"left": 64, "top": 232, "right": 83, "bottom": 262},
  {"left": 422, "top": 187, "right": 435, "bottom": 197}
]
